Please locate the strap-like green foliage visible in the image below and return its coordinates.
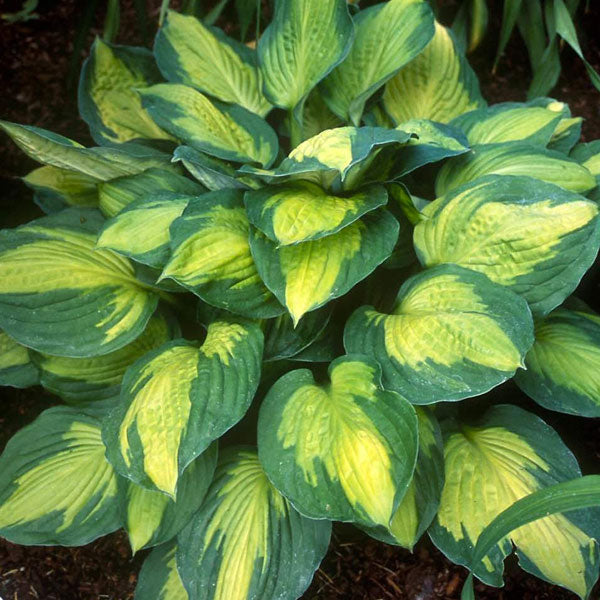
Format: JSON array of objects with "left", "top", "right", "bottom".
[{"left": 1, "top": 2, "right": 600, "bottom": 599}]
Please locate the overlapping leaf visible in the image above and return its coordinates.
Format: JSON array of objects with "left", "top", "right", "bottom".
[
  {"left": 515, "top": 308, "right": 600, "bottom": 417},
  {"left": 244, "top": 181, "right": 388, "bottom": 245},
  {"left": 0, "top": 209, "right": 158, "bottom": 357},
  {"left": 123, "top": 445, "right": 217, "bottom": 553},
  {"left": 135, "top": 541, "right": 188, "bottom": 600},
  {"left": 436, "top": 143, "right": 595, "bottom": 196},
  {"left": 258, "top": 356, "right": 418, "bottom": 526},
  {"left": 240, "top": 126, "right": 411, "bottom": 192},
  {"left": 344, "top": 264, "right": 534, "bottom": 404},
  {"left": 321, "top": 0, "right": 434, "bottom": 125},
  {"left": 257, "top": 0, "right": 354, "bottom": 114},
  {"left": 429, "top": 405, "right": 600, "bottom": 599},
  {"left": 155, "top": 11, "right": 271, "bottom": 117},
  {"left": 79, "top": 38, "right": 172, "bottom": 145},
  {"left": 139, "top": 84, "right": 278, "bottom": 167},
  {"left": 0, "top": 330, "right": 39, "bottom": 388},
  {"left": 414, "top": 175, "right": 600, "bottom": 315},
  {"left": 0, "top": 407, "right": 121, "bottom": 545},
  {"left": 97, "top": 193, "right": 195, "bottom": 268},
  {"left": 364, "top": 408, "right": 444, "bottom": 549},
  {"left": 162, "top": 190, "right": 283, "bottom": 318},
  {"left": 177, "top": 448, "right": 331, "bottom": 600},
  {"left": 103, "top": 318, "right": 263, "bottom": 497},
  {"left": 383, "top": 22, "right": 485, "bottom": 124},
  {"left": 250, "top": 209, "right": 399, "bottom": 324},
  {"left": 98, "top": 167, "right": 202, "bottom": 218},
  {"left": 33, "top": 312, "right": 176, "bottom": 404}
]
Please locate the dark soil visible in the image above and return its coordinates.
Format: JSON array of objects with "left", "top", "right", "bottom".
[{"left": 1, "top": 1, "right": 600, "bottom": 599}]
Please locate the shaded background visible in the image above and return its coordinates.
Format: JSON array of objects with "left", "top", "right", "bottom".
[{"left": 0, "top": 0, "right": 599, "bottom": 598}]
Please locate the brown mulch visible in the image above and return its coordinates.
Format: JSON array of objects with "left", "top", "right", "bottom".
[{"left": 1, "top": 0, "right": 600, "bottom": 599}]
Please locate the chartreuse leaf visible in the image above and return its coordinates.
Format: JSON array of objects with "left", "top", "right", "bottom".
[
  {"left": 103, "top": 318, "right": 263, "bottom": 497},
  {"left": 23, "top": 166, "right": 98, "bottom": 210},
  {"left": 571, "top": 140, "right": 600, "bottom": 201},
  {"left": 98, "top": 167, "right": 202, "bottom": 218},
  {"left": 240, "top": 127, "right": 411, "bottom": 192},
  {"left": 414, "top": 175, "right": 600, "bottom": 316},
  {"left": 302, "top": 91, "right": 343, "bottom": 141},
  {"left": 139, "top": 84, "right": 278, "bottom": 167},
  {"left": 251, "top": 209, "right": 399, "bottom": 324},
  {"left": 97, "top": 193, "right": 194, "bottom": 268},
  {"left": 462, "top": 475, "right": 600, "bottom": 600},
  {"left": 363, "top": 408, "right": 444, "bottom": 549},
  {"left": 177, "top": 447, "right": 331, "bottom": 600},
  {"left": 0, "top": 329, "right": 39, "bottom": 388},
  {"left": 450, "top": 102, "right": 564, "bottom": 147},
  {"left": 244, "top": 181, "right": 388, "bottom": 246},
  {"left": 0, "top": 121, "right": 173, "bottom": 180},
  {"left": 321, "top": 0, "right": 434, "bottom": 125},
  {"left": 154, "top": 11, "right": 271, "bottom": 117},
  {"left": 515, "top": 308, "right": 600, "bottom": 417},
  {"left": 0, "top": 406, "right": 121, "bottom": 545},
  {"left": 344, "top": 264, "right": 534, "bottom": 404},
  {"left": 79, "top": 38, "right": 172, "bottom": 145},
  {"left": 435, "top": 143, "right": 596, "bottom": 196},
  {"left": 0, "top": 209, "right": 158, "bottom": 357},
  {"left": 33, "top": 312, "right": 176, "bottom": 404},
  {"left": 429, "top": 405, "right": 600, "bottom": 599},
  {"left": 173, "top": 145, "right": 252, "bottom": 191},
  {"left": 258, "top": 356, "right": 418, "bottom": 526},
  {"left": 393, "top": 119, "right": 469, "bottom": 177},
  {"left": 135, "top": 541, "right": 188, "bottom": 600},
  {"left": 257, "top": 0, "right": 353, "bottom": 114},
  {"left": 123, "top": 444, "right": 217, "bottom": 553},
  {"left": 383, "top": 22, "right": 485, "bottom": 124},
  {"left": 263, "top": 306, "right": 332, "bottom": 362},
  {"left": 163, "top": 190, "right": 284, "bottom": 318}
]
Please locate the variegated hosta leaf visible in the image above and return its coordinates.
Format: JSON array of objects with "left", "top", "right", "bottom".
[
  {"left": 0, "top": 406, "right": 121, "bottom": 545},
  {"left": 139, "top": 84, "right": 278, "bottom": 167},
  {"left": 162, "top": 190, "right": 284, "bottom": 318},
  {"left": 79, "top": 38, "right": 172, "bottom": 145},
  {"left": 33, "top": 312, "right": 176, "bottom": 404},
  {"left": 571, "top": 140, "right": 600, "bottom": 202},
  {"left": 240, "top": 126, "right": 411, "bottom": 192},
  {"left": 173, "top": 145, "right": 252, "bottom": 191},
  {"left": 429, "top": 405, "right": 600, "bottom": 599},
  {"left": 97, "top": 193, "right": 194, "bottom": 268},
  {"left": 98, "top": 167, "right": 202, "bottom": 218},
  {"left": 435, "top": 143, "right": 596, "bottom": 196},
  {"left": 258, "top": 356, "right": 418, "bottom": 526},
  {"left": 383, "top": 22, "right": 485, "bottom": 124},
  {"left": 250, "top": 209, "right": 399, "bottom": 324},
  {"left": 393, "top": 119, "right": 469, "bottom": 177},
  {"left": 154, "top": 11, "right": 271, "bottom": 117},
  {"left": 135, "top": 541, "right": 188, "bottom": 600},
  {"left": 244, "top": 181, "right": 388, "bottom": 246},
  {"left": 321, "top": 0, "right": 434, "bottom": 125},
  {"left": 257, "top": 0, "right": 354, "bottom": 114},
  {"left": 515, "top": 308, "right": 600, "bottom": 417},
  {"left": 450, "top": 102, "right": 564, "bottom": 147},
  {"left": 0, "top": 329, "right": 39, "bottom": 388},
  {"left": 344, "top": 264, "right": 534, "bottom": 404},
  {"left": 414, "top": 175, "right": 600, "bottom": 316},
  {"left": 103, "top": 318, "right": 263, "bottom": 497},
  {"left": 263, "top": 305, "right": 332, "bottom": 362},
  {"left": 0, "top": 209, "right": 158, "bottom": 357},
  {"left": 177, "top": 448, "right": 331, "bottom": 600},
  {"left": 23, "top": 165, "right": 98, "bottom": 211},
  {"left": 301, "top": 91, "right": 343, "bottom": 141},
  {"left": 364, "top": 408, "right": 444, "bottom": 549},
  {"left": 0, "top": 121, "right": 173, "bottom": 181},
  {"left": 123, "top": 444, "right": 217, "bottom": 553}
]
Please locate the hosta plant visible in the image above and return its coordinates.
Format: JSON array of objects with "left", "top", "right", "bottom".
[{"left": 2, "top": 1, "right": 600, "bottom": 599}]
